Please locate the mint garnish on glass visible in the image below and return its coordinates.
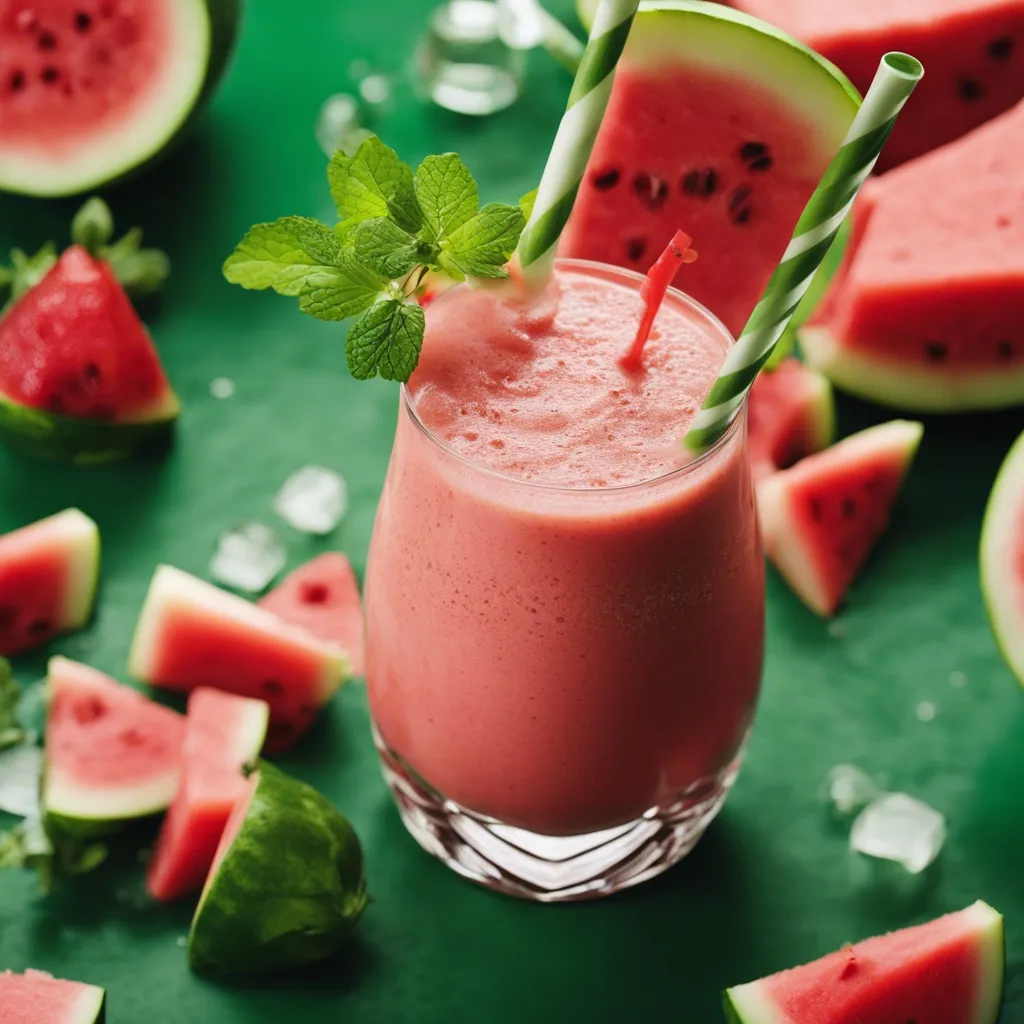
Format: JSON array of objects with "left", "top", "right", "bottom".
[{"left": 223, "top": 137, "right": 535, "bottom": 382}]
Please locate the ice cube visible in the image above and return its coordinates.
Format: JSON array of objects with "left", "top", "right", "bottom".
[
  {"left": 274, "top": 466, "right": 348, "bottom": 535},
  {"left": 0, "top": 744, "right": 42, "bottom": 818},
  {"left": 315, "top": 93, "right": 372, "bottom": 158},
  {"left": 210, "top": 377, "right": 235, "bottom": 399},
  {"left": 915, "top": 700, "right": 937, "bottom": 722},
  {"left": 850, "top": 793, "right": 946, "bottom": 874},
  {"left": 209, "top": 523, "right": 286, "bottom": 593},
  {"left": 497, "top": 0, "right": 546, "bottom": 49},
  {"left": 825, "top": 764, "right": 881, "bottom": 818}
]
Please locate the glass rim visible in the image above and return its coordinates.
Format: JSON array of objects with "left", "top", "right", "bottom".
[{"left": 401, "top": 257, "right": 746, "bottom": 496}]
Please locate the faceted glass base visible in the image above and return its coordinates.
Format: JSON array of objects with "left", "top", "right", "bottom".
[{"left": 374, "top": 725, "right": 744, "bottom": 902}]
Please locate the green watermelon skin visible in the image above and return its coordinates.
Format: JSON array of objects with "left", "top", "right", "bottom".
[{"left": 0, "top": 969, "right": 106, "bottom": 1023}]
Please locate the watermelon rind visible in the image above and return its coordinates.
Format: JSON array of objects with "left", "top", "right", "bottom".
[
  {"left": 0, "top": 970, "right": 106, "bottom": 1024},
  {"left": 188, "top": 761, "right": 368, "bottom": 976},
  {"left": 0, "top": 0, "right": 241, "bottom": 198},
  {"left": 47, "top": 510, "right": 102, "bottom": 633},
  {"left": 980, "top": 428, "right": 1024, "bottom": 687}
]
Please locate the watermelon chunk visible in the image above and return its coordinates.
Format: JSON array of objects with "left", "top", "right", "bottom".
[
  {"left": 748, "top": 359, "right": 835, "bottom": 484},
  {"left": 981, "top": 427, "right": 1024, "bottom": 686},
  {"left": 725, "top": 901, "right": 1005, "bottom": 1024},
  {"left": 146, "top": 688, "right": 269, "bottom": 902},
  {"left": 800, "top": 101, "right": 1024, "bottom": 412},
  {"left": 128, "top": 566, "right": 350, "bottom": 753},
  {"left": 0, "top": 509, "right": 99, "bottom": 657},
  {"left": 728, "top": 0, "right": 1024, "bottom": 170},
  {"left": 258, "top": 553, "right": 365, "bottom": 677},
  {"left": 0, "top": 968, "right": 105, "bottom": 1023},
  {"left": 561, "top": 0, "right": 859, "bottom": 337},
  {"left": 0, "top": 246, "right": 180, "bottom": 463},
  {"left": 758, "top": 420, "right": 923, "bottom": 616},
  {"left": 43, "top": 657, "right": 186, "bottom": 826}
]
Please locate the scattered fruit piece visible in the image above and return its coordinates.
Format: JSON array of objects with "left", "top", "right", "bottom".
[
  {"left": 758, "top": 420, "right": 923, "bottom": 616},
  {"left": 147, "top": 689, "right": 269, "bottom": 902},
  {"left": 0, "top": 509, "right": 99, "bottom": 657},
  {"left": 128, "top": 566, "right": 350, "bottom": 753},
  {"left": 188, "top": 761, "right": 367, "bottom": 976},
  {"left": 724, "top": 901, "right": 1004, "bottom": 1024},
  {"left": 0, "top": 968, "right": 105, "bottom": 1023}
]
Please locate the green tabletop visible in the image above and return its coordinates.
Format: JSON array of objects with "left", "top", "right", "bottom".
[{"left": 0, "top": 2, "right": 1022, "bottom": 1020}]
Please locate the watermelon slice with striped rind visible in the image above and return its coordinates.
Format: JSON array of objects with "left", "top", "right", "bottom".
[
  {"left": 724, "top": 900, "right": 1005, "bottom": 1024},
  {"left": 188, "top": 761, "right": 368, "bottom": 976},
  {"left": 146, "top": 688, "right": 269, "bottom": 902},
  {"left": 980, "top": 427, "right": 1024, "bottom": 687},
  {"left": 758, "top": 420, "right": 923, "bottom": 616},
  {"left": 128, "top": 565, "right": 350, "bottom": 753},
  {"left": 0, "top": 509, "right": 99, "bottom": 657},
  {"left": 0, "top": 968, "right": 106, "bottom": 1023}
]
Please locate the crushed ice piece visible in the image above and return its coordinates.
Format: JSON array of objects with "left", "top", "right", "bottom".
[
  {"left": 274, "top": 466, "right": 348, "bottom": 535},
  {"left": 827, "top": 621, "right": 846, "bottom": 639},
  {"left": 850, "top": 793, "right": 946, "bottom": 874},
  {"left": 948, "top": 670, "right": 967, "bottom": 688},
  {"left": 359, "top": 74, "right": 391, "bottom": 106},
  {"left": 915, "top": 700, "right": 937, "bottom": 723},
  {"left": 497, "top": 0, "right": 545, "bottom": 48},
  {"left": 210, "top": 377, "right": 235, "bottom": 399},
  {"left": 209, "top": 523, "right": 286, "bottom": 593},
  {"left": 0, "top": 745, "right": 43, "bottom": 818},
  {"left": 825, "top": 764, "right": 881, "bottom": 818}
]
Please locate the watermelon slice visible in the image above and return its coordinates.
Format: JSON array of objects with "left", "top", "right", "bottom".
[
  {"left": 561, "top": 0, "right": 859, "bottom": 338},
  {"left": 980, "top": 427, "right": 1024, "bottom": 687},
  {"left": 728, "top": 0, "right": 1024, "bottom": 170},
  {"left": 258, "top": 556, "right": 366, "bottom": 678},
  {"left": 188, "top": 761, "right": 367, "bottom": 976},
  {"left": 725, "top": 901, "right": 1005, "bottom": 1024},
  {"left": 128, "top": 565, "right": 351, "bottom": 753},
  {"left": 800, "top": 101, "right": 1024, "bottom": 412},
  {"left": 0, "top": 968, "right": 106, "bottom": 1023},
  {"left": 0, "top": 246, "right": 180, "bottom": 463},
  {"left": 43, "top": 656, "right": 186, "bottom": 827},
  {"left": 0, "top": 509, "right": 100, "bottom": 657},
  {"left": 758, "top": 420, "right": 923, "bottom": 616},
  {"left": 146, "top": 688, "right": 269, "bottom": 902},
  {"left": 748, "top": 358, "right": 835, "bottom": 484},
  {"left": 0, "top": 0, "right": 241, "bottom": 197}
]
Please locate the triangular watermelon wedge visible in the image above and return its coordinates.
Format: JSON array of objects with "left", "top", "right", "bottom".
[
  {"left": 0, "top": 968, "right": 106, "bottom": 1023},
  {"left": 758, "top": 420, "right": 923, "bottom": 616},
  {"left": 146, "top": 688, "right": 269, "bottom": 902},
  {"left": 725, "top": 901, "right": 1005, "bottom": 1024}
]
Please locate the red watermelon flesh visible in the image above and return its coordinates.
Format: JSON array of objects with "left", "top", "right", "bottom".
[
  {"left": 128, "top": 565, "right": 350, "bottom": 754},
  {"left": 801, "top": 100, "right": 1024, "bottom": 412},
  {"left": 758, "top": 420, "right": 923, "bottom": 616},
  {"left": 0, "top": 508, "right": 99, "bottom": 657},
  {"left": 146, "top": 688, "right": 268, "bottom": 902},
  {"left": 258, "top": 553, "right": 365, "bottom": 677},
  {"left": 0, "top": 245, "right": 178, "bottom": 423},
  {"left": 730, "top": 0, "right": 1024, "bottom": 170},
  {"left": 0, "top": 968, "right": 106, "bottom": 1024},
  {"left": 43, "top": 656, "right": 186, "bottom": 823},
  {"left": 559, "top": 3, "right": 859, "bottom": 338},
  {"left": 725, "top": 901, "right": 1005, "bottom": 1024},
  {"left": 747, "top": 358, "right": 834, "bottom": 484}
]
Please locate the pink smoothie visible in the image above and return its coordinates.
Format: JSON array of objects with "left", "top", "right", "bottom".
[{"left": 365, "top": 261, "right": 764, "bottom": 837}]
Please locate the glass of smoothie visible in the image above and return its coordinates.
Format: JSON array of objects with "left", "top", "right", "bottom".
[{"left": 365, "top": 258, "right": 764, "bottom": 901}]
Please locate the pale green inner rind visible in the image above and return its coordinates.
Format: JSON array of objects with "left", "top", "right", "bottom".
[
  {"left": 71, "top": 984, "right": 107, "bottom": 1024},
  {"left": 44, "top": 768, "right": 180, "bottom": 822},
  {"left": 723, "top": 984, "right": 788, "bottom": 1024},
  {"left": 57, "top": 511, "right": 102, "bottom": 631},
  {"left": 967, "top": 902, "right": 1006, "bottom": 1024}
]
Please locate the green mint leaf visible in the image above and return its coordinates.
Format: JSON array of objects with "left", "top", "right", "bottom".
[
  {"left": 347, "top": 298, "right": 424, "bottom": 382},
  {"left": 442, "top": 203, "right": 525, "bottom": 279},
  {"left": 298, "top": 250, "right": 385, "bottom": 321},
  {"left": 2, "top": 243, "right": 57, "bottom": 316},
  {"left": 223, "top": 216, "right": 349, "bottom": 296},
  {"left": 0, "top": 659, "right": 22, "bottom": 751},
  {"left": 519, "top": 187, "right": 538, "bottom": 222},
  {"left": 414, "top": 153, "right": 478, "bottom": 242},
  {"left": 100, "top": 228, "right": 170, "bottom": 297},
  {"left": 352, "top": 217, "right": 419, "bottom": 281},
  {"left": 70, "top": 197, "right": 115, "bottom": 253},
  {"left": 328, "top": 136, "right": 422, "bottom": 233}
]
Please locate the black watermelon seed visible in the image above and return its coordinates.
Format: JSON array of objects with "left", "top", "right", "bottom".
[
  {"left": 749, "top": 155, "right": 773, "bottom": 173},
  {"left": 262, "top": 680, "right": 284, "bottom": 696},
  {"left": 593, "top": 168, "right": 620, "bottom": 190},
  {"left": 739, "top": 142, "right": 768, "bottom": 161},
  {"left": 9, "top": 70, "right": 25, "bottom": 92},
  {"left": 120, "top": 728, "right": 146, "bottom": 747},
  {"left": 41, "top": 66, "right": 59, "bottom": 84},
  {"left": 925, "top": 341, "right": 949, "bottom": 362},
  {"left": 38, "top": 30, "right": 57, "bottom": 50},
  {"left": 728, "top": 186, "right": 754, "bottom": 225},
  {"left": 72, "top": 696, "right": 105, "bottom": 723},
  {"left": 300, "top": 581, "right": 330, "bottom": 604},
  {"left": 957, "top": 78, "right": 983, "bottom": 102},
  {"left": 682, "top": 167, "right": 718, "bottom": 198},
  {"left": 83, "top": 361, "right": 101, "bottom": 381},
  {"left": 74, "top": 11, "right": 93, "bottom": 31},
  {"left": 841, "top": 498, "right": 857, "bottom": 519},
  {"left": 998, "top": 340, "right": 1014, "bottom": 359},
  {"left": 28, "top": 618, "right": 51, "bottom": 635},
  {"left": 988, "top": 35, "right": 1014, "bottom": 59},
  {"left": 632, "top": 172, "right": 669, "bottom": 210},
  {"left": 626, "top": 238, "right": 646, "bottom": 262}
]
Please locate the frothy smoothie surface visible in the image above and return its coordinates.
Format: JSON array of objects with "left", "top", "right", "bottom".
[{"left": 408, "top": 268, "right": 727, "bottom": 488}]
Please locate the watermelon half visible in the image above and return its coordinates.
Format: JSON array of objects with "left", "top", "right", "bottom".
[
  {"left": 128, "top": 565, "right": 351, "bottom": 754},
  {"left": 980, "top": 427, "right": 1024, "bottom": 687},
  {"left": 0, "top": 509, "right": 99, "bottom": 657},
  {"left": 0, "top": 0, "right": 241, "bottom": 197},
  {"left": 259, "top": 553, "right": 366, "bottom": 678},
  {"left": 0, "top": 968, "right": 105, "bottom": 1023},
  {"left": 0, "top": 246, "right": 180, "bottom": 463},
  {"left": 800, "top": 101, "right": 1024, "bottom": 412},
  {"left": 43, "top": 656, "right": 186, "bottom": 828},
  {"left": 758, "top": 420, "right": 923, "bottom": 616},
  {"left": 147, "top": 688, "right": 269, "bottom": 902},
  {"left": 562, "top": 0, "right": 859, "bottom": 338},
  {"left": 725, "top": 901, "right": 1005, "bottom": 1024}
]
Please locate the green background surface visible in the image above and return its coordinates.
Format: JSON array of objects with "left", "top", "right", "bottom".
[{"left": 1, "top": 1, "right": 1023, "bottom": 1020}]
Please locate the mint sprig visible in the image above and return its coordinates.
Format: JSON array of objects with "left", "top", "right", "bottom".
[{"left": 224, "top": 136, "right": 532, "bottom": 382}]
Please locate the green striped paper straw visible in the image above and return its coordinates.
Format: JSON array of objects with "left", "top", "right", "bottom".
[
  {"left": 516, "top": 0, "right": 639, "bottom": 284},
  {"left": 685, "top": 52, "right": 924, "bottom": 454}
]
